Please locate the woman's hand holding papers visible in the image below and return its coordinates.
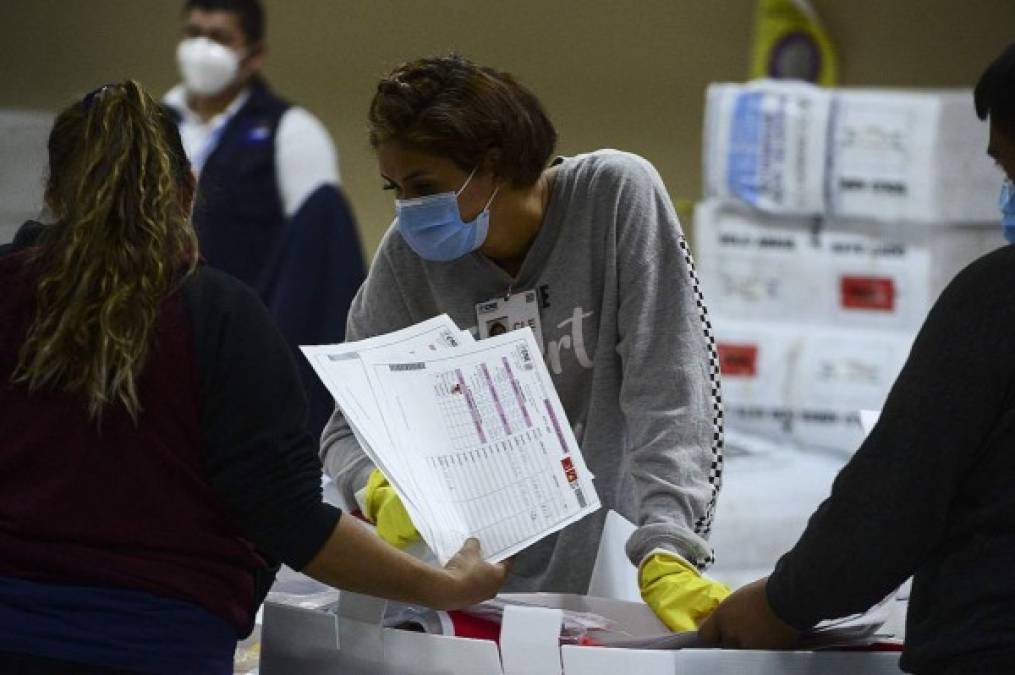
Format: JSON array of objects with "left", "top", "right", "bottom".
[
  {"left": 698, "top": 578, "right": 799, "bottom": 649},
  {"left": 432, "top": 538, "right": 512, "bottom": 610},
  {"left": 303, "top": 513, "right": 508, "bottom": 610}
]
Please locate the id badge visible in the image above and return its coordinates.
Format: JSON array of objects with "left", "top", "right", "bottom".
[{"left": 476, "top": 289, "right": 544, "bottom": 346}]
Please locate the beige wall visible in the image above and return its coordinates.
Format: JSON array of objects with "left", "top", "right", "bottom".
[{"left": 2, "top": 0, "right": 1014, "bottom": 255}]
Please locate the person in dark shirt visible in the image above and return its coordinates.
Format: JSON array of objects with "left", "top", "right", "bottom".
[
  {"left": 699, "top": 43, "right": 1015, "bottom": 675},
  {"left": 0, "top": 81, "right": 506, "bottom": 675}
]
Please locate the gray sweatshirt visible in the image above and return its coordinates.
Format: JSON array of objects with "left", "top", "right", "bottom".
[{"left": 321, "top": 150, "right": 724, "bottom": 592}]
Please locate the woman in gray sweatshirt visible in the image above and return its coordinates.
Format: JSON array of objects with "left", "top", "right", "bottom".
[{"left": 320, "top": 53, "right": 728, "bottom": 630}]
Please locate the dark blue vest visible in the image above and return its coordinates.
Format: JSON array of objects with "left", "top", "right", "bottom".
[{"left": 191, "top": 78, "right": 289, "bottom": 294}]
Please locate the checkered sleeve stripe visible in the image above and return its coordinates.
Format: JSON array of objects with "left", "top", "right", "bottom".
[{"left": 678, "top": 236, "right": 724, "bottom": 568}]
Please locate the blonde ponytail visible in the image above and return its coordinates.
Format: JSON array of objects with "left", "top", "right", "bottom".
[{"left": 13, "top": 81, "right": 199, "bottom": 422}]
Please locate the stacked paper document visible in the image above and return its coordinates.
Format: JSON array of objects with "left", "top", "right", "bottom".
[{"left": 302, "top": 315, "right": 601, "bottom": 565}]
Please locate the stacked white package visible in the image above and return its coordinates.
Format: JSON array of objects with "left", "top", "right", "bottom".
[
  {"left": 712, "top": 316, "right": 913, "bottom": 452},
  {"left": 789, "top": 324, "right": 913, "bottom": 451},
  {"left": 711, "top": 318, "right": 798, "bottom": 424},
  {"left": 708, "top": 431, "right": 850, "bottom": 586},
  {"left": 820, "top": 218, "right": 1000, "bottom": 328},
  {"left": 695, "top": 199, "right": 1000, "bottom": 332},
  {"left": 703, "top": 81, "right": 1003, "bottom": 223},
  {"left": 830, "top": 88, "right": 1001, "bottom": 223},
  {"left": 703, "top": 80, "right": 833, "bottom": 216},
  {"left": 694, "top": 200, "right": 825, "bottom": 326}
]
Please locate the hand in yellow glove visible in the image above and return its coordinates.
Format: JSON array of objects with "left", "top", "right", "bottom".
[
  {"left": 639, "top": 550, "right": 731, "bottom": 632},
  {"left": 363, "top": 469, "right": 420, "bottom": 549}
]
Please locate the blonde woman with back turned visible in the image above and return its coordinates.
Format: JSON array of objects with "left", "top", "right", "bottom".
[{"left": 0, "top": 81, "right": 506, "bottom": 675}]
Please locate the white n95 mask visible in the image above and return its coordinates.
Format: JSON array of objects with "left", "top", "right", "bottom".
[{"left": 176, "top": 37, "right": 241, "bottom": 96}]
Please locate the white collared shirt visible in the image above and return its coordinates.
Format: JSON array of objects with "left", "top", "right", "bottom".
[{"left": 164, "top": 84, "right": 341, "bottom": 218}]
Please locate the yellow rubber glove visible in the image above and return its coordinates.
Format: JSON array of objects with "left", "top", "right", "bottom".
[
  {"left": 363, "top": 469, "right": 420, "bottom": 549},
  {"left": 639, "top": 551, "right": 731, "bottom": 632}
]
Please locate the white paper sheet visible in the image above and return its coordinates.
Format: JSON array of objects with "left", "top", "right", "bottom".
[
  {"left": 303, "top": 320, "right": 600, "bottom": 565},
  {"left": 301, "top": 315, "right": 471, "bottom": 545},
  {"left": 858, "top": 410, "right": 881, "bottom": 435},
  {"left": 357, "top": 327, "right": 601, "bottom": 564}
]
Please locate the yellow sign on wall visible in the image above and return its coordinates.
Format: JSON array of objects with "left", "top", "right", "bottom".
[{"left": 751, "top": 0, "right": 838, "bottom": 86}]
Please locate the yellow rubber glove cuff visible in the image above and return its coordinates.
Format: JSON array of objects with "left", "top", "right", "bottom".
[
  {"left": 363, "top": 469, "right": 420, "bottom": 549},
  {"left": 639, "top": 551, "right": 731, "bottom": 632}
]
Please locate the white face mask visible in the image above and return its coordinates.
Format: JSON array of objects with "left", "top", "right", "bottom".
[{"left": 176, "top": 37, "right": 242, "bottom": 97}]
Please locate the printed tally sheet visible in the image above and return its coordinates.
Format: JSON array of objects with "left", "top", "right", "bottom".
[{"left": 302, "top": 315, "right": 600, "bottom": 564}]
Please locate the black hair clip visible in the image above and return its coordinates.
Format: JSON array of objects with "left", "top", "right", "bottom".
[{"left": 81, "top": 83, "right": 117, "bottom": 110}]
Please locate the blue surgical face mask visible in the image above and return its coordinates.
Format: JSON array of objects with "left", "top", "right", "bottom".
[
  {"left": 1001, "top": 180, "right": 1015, "bottom": 244},
  {"left": 395, "top": 167, "right": 500, "bottom": 262}
]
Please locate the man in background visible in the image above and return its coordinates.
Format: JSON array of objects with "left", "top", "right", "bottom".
[{"left": 164, "top": 0, "right": 365, "bottom": 438}]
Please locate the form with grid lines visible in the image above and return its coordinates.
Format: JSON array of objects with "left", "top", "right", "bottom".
[{"left": 360, "top": 327, "right": 600, "bottom": 564}]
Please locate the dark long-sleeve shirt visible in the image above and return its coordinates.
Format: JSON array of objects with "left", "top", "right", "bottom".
[
  {"left": 767, "top": 244, "right": 1015, "bottom": 674},
  {"left": 0, "top": 223, "right": 340, "bottom": 636}
]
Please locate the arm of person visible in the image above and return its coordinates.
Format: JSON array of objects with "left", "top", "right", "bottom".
[
  {"left": 271, "top": 110, "right": 364, "bottom": 316},
  {"left": 607, "top": 154, "right": 727, "bottom": 631},
  {"left": 265, "top": 107, "right": 366, "bottom": 437},
  {"left": 275, "top": 106, "right": 342, "bottom": 216},
  {"left": 607, "top": 154, "right": 723, "bottom": 570},
  {"left": 702, "top": 247, "right": 1015, "bottom": 646},
  {"left": 186, "top": 267, "right": 506, "bottom": 608},
  {"left": 304, "top": 518, "right": 508, "bottom": 610},
  {"left": 189, "top": 267, "right": 337, "bottom": 571}
]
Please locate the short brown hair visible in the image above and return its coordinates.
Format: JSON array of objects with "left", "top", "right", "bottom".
[{"left": 368, "top": 54, "right": 557, "bottom": 188}]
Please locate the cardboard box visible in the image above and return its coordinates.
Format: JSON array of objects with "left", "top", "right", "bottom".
[
  {"left": 258, "top": 510, "right": 651, "bottom": 675},
  {"left": 830, "top": 89, "right": 1001, "bottom": 223},
  {"left": 695, "top": 202, "right": 825, "bottom": 326},
  {"left": 722, "top": 405, "right": 868, "bottom": 454},
  {"left": 562, "top": 647, "right": 903, "bottom": 675},
  {"left": 702, "top": 82, "right": 1003, "bottom": 223},
  {"left": 788, "top": 326, "right": 913, "bottom": 414},
  {"left": 709, "top": 434, "right": 849, "bottom": 580},
  {"left": 712, "top": 317, "right": 800, "bottom": 410},
  {"left": 260, "top": 588, "right": 904, "bottom": 674},
  {"left": 260, "top": 587, "right": 670, "bottom": 674},
  {"left": 695, "top": 200, "right": 1000, "bottom": 331},
  {"left": 259, "top": 509, "right": 904, "bottom": 674},
  {"left": 712, "top": 316, "right": 914, "bottom": 452},
  {"left": 703, "top": 80, "right": 832, "bottom": 216}
]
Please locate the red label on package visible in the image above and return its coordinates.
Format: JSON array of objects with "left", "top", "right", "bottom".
[
  {"left": 840, "top": 276, "right": 895, "bottom": 311},
  {"left": 717, "top": 343, "right": 758, "bottom": 377},
  {"left": 561, "top": 456, "right": 578, "bottom": 484}
]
